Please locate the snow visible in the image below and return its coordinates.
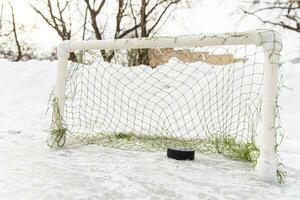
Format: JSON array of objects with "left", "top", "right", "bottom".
[
  {"left": 1, "top": 0, "right": 300, "bottom": 198},
  {"left": 0, "top": 50, "right": 300, "bottom": 199}
]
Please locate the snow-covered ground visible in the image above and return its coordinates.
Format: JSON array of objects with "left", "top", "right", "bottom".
[
  {"left": 0, "top": 0, "right": 300, "bottom": 198},
  {"left": 0, "top": 48, "right": 300, "bottom": 200}
]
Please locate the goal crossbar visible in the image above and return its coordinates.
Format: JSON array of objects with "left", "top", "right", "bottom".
[{"left": 58, "top": 30, "right": 281, "bottom": 54}]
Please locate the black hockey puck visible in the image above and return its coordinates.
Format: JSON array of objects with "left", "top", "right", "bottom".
[{"left": 167, "top": 147, "right": 195, "bottom": 160}]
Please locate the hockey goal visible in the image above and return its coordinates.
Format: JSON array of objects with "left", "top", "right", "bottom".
[{"left": 49, "top": 30, "right": 284, "bottom": 183}]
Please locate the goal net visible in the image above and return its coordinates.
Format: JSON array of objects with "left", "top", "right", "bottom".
[{"left": 49, "top": 30, "right": 284, "bottom": 183}]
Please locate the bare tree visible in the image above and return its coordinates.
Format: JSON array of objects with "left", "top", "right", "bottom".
[
  {"left": 128, "top": 0, "right": 182, "bottom": 66},
  {"left": 110, "top": 0, "right": 145, "bottom": 61},
  {"left": 83, "top": 0, "right": 141, "bottom": 62},
  {"left": 0, "top": 2, "right": 38, "bottom": 61},
  {"left": 83, "top": 0, "right": 112, "bottom": 61},
  {"left": 127, "top": 0, "right": 185, "bottom": 38},
  {"left": 243, "top": 0, "right": 300, "bottom": 33},
  {"left": 33, "top": 0, "right": 184, "bottom": 63},
  {"left": 83, "top": 0, "right": 105, "bottom": 40},
  {"left": 0, "top": 2, "right": 39, "bottom": 61},
  {"left": 114, "top": 0, "right": 140, "bottom": 39},
  {"left": 31, "top": 0, "right": 76, "bottom": 61},
  {"left": 9, "top": 3, "right": 22, "bottom": 61}
]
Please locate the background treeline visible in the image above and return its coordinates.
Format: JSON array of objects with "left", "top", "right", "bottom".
[{"left": 0, "top": 0, "right": 299, "bottom": 62}]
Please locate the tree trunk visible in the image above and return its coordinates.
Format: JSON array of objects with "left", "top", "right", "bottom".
[
  {"left": 10, "top": 3, "right": 22, "bottom": 61},
  {"left": 137, "top": 0, "right": 149, "bottom": 66}
]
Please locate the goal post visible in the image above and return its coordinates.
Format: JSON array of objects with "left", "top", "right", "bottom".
[{"left": 51, "top": 30, "right": 282, "bottom": 183}]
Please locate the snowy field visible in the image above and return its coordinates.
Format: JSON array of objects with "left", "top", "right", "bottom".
[{"left": 0, "top": 54, "right": 300, "bottom": 199}]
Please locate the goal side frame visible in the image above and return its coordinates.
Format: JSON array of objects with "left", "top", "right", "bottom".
[{"left": 55, "top": 30, "right": 282, "bottom": 183}]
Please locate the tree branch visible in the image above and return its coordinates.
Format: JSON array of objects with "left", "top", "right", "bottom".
[
  {"left": 147, "top": 0, "right": 180, "bottom": 35},
  {"left": 244, "top": 9, "right": 300, "bottom": 33}
]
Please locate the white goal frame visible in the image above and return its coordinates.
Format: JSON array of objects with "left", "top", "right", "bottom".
[{"left": 55, "top": 30, "right": 282, "bottom": 183}]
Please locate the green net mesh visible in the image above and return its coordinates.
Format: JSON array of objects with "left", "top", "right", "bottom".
[{"left": 48, "top": 31, "right": 285, "bottom": 183}]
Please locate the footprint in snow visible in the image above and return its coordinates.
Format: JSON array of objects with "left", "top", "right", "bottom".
[{"left": 7, "top": 130, "right": 22, "bottom": 135}]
